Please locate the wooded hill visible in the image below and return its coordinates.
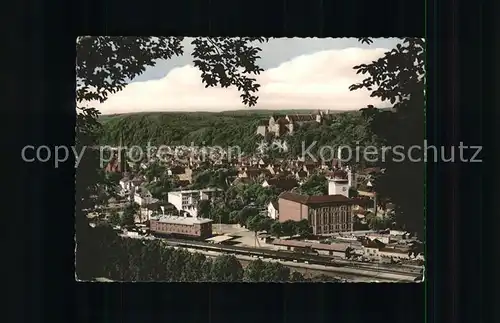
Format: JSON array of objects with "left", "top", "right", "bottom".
[{"left": 97, "top": 109, "right": 380, "bottom": 157}]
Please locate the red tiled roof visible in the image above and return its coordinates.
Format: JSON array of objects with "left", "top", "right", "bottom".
[
  {"left": 279, "top": 192, "right": 352, "bottom": 205},
  {"left": 105, "top": 157, "right": 123, "bottom": 173},
  {"left": 311, "top": 243, "right": 350, "bottom": 252},
  {"left": 266, "top": 178, "right": 298, "bottom": 190}
]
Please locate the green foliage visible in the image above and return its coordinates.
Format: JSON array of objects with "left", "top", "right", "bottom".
[
  {"left": 87, "top": 233, "right": 318, "bottom": 282},
  {"left": 243, "top": 259, "right": 267, "bottom": 281},
  {"left": 191, "top": 37, "right": 268, "bottom": 107},
  {"left": 210, "top": 255, "right": 244, "bottom": 282},
  {"left": 290, "top": 271, "right": 306, "bottom": 282},
  {"left": 365, "top": 214, "right": 392, "bottom": 231},
  {"left": 98, "top": 112, "right": 266, "bottom": 150},
  {"left": 281, "top": 220, "right": 297, "bottom": 237},
  {"left": 246, "top": 214, "right": 267, "bottom": 232},
  {"left": 106, "top": 172, "right": 122, "bottom": 185},
  {"left": 145, "top": 176, "right": 173, "bottom": 201},
  {"left": 237, "top": 206, "right": 259, "bottom": 226},
  {"left": 121, "top": 202, "right": 139, "bottom": 226},
  {"left": 297, "top": 174, "right": 328, "bottom": 195},
  {"left": 182, "top": 253, "right": 208, "bottom": 281},
  {"left": 269, "top": 221, "right": 283, "bottom": 238},
  {"left": 311, "top": 274, "right": 341, "bottom": 282},
  {"left": 294, "top": 219, "right": 313, "bottom": 236},
  {"left": 143, "top": 162, "right": 167, "bottom": 182},
  {"left": 108, "top": 210, "right": 120, "bottom": 226},
  {"left": 349, "top": 38, "right": 425, "bottom": 238},
  {"left": 285, "top": 111, "right": 380, "bottom": 160},
  {"left": 191, "top": 168, "right": 237, "bottom": 190},
  {"left": 243, "top": 259, "right": 291, "bottom": 282},
  {"left": 76, "top": 36, "right": 423, "bottom": 281},
  {"left": 197, "top": 200, "right": 212, "bottom": 219},
  {"left": 98, "top": 109, "right": 377, "bottom": 159},
  {"left": 261, "top": 262, "right": 291, "bottom": 282}
]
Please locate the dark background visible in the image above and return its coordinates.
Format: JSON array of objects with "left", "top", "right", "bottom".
[{"left": 6, "top": 0, "right": 494, "bottom": 322}]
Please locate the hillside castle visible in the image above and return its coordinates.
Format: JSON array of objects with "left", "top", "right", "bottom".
[{"left": 256, "top": 110, "right": 334, "bottom": 137}]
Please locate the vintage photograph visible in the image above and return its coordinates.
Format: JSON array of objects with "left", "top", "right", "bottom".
[{"left": 75, "top": 37, "right": 425, "bottom": 282}]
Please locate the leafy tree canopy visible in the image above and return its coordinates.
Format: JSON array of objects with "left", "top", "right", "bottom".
[{"left": 350, "top": 38, "right": 425, "bottom": 238}]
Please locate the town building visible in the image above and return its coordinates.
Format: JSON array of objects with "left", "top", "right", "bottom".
[
  {"left": 149, "top": 215, "right": 213, "bottom": 239},
  {"left": 256, "top": 110, "right": 334, "bottom": 137},
  {"left": 267, "top": 201, "right": 279, "bottom": 220},
  {"left": 272, "top": 239, "right": 353, "bottom": 258},
  {"left": 278, "top": 192, "right": 355, "bottom": 235},
  {"left": 167, "top": 188, "right": 222, "bottom": 217},
  {"left": 133, "top": 187, "right": 158, "bottom": 207},
  {"left": 327, "top": 167, "right": 357, "bottom": 197},
  {"left": 261, "top": 177, "right": 299, "bottom": 191}
]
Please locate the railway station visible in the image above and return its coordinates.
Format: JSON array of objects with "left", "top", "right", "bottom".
[{"left": 205, "top": 235, "right": 235, "bottom": 244}]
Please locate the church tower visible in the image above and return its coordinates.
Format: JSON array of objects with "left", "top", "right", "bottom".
[{"left": 328, "top": 174, "right": 349, "bottom": 197}]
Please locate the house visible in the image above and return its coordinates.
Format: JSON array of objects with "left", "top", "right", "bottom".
[
  {"left": 303, "top": 161, "right": 319, "bottom": 174},
  {"left": 239, "top": 168, "right": 261, "bottom": 180},
  {"left": 267, "top": 201, "right": 279, "bottom": 220},
  {"left": 133, "top": 187, "right": 158, "bottom": 207},
  {"left": 167, "top": 188, "right": 222, "bottom": 218},
  {"left": 119, "top": 177, "right": 133, "bottom": 191},
  {"left": 257, "top": 158, "right": 270, "bottom": 167},
  {"left": 159, "top": 202, "right": 178, "bottom": 216},
  {"left": 361, "top": 238, "right": 386, "bottom": 258},
  {"left": 176, "top": 180, "right": 191, "bottom": 188},
  {"left": 256, "top": 110, "right": 333, "bottom": 137},
  {"left": 294, "top": 170, "right": 308, "bottom": 181},
  {"left": 278, "top": 191, "right": 355, "bottom": 235},
  {"left": 262, "top": 177, "right": 299, "bottom": 191},
  {"left": 266, "top": 165, "right": 279, "bottom": 175},
  {"left": 256, "top": 120, "right": 269, "bottom": 137},
  {"left": 150, "top": 215, "right": 213, "bottom": 239},
  {"left": 168, "top": 166, "right": 186, "bottom": 176}
]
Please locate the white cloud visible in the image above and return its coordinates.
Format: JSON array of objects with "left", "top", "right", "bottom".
[{"left": 93, "top": 47, "right": 390, "bottom": 114}]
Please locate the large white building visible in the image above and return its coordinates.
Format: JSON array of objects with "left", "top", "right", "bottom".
[{"left": 167, "top": 188, "right": 222, "bottom": 217}]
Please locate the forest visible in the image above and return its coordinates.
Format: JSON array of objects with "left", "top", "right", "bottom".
[{"left": 97, "top": 109, "right": 381, "bottom": 159}]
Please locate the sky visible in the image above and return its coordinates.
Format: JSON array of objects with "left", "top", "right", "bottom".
[{"left": 92, "top": 38, "right": 402, "bottom": 115}]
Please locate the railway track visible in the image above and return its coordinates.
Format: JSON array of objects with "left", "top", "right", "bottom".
[{"left": 161, "top": 237, "right": 421, "bottom": 277}]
